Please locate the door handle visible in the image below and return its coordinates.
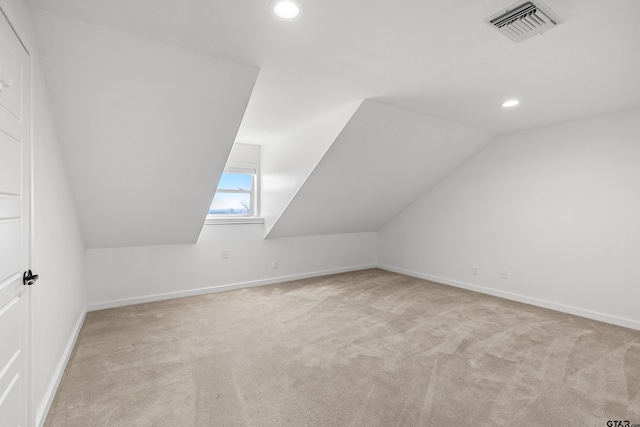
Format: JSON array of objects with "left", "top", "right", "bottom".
[{"left": 23, "top": 270, "right": 39, "bottom": 286}]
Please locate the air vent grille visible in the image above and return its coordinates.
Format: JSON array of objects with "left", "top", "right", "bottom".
[{"left": 486, "top": 0, "right": 562, "bottom": 43}]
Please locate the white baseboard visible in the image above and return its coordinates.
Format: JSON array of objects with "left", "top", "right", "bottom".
[
  {"left": 87, "top": 262, "right": 640, "bottom": 330},
  {"left": 36, "top": 306, "right": 87, "bottom": 427},
  {"left": 87, "top": 264, "right": 377, "bottom": 311},
  {"left": 377, "top": 264, "right": 640, "bottom": 331}
]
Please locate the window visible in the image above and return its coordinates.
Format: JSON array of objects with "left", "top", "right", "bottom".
[
  {"left": 209, "top": 162, "right": 257, "bottom": 216},
  {"left": 207, "top": 144, "right": 262, "bottom": 225},
  {"left": 207, "top": 161, "right": 262, "bottom": 224}
]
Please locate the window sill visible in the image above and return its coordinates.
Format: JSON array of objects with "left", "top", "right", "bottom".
[{"left": 205, "top": 216, "right": 264, "bottom": 225}]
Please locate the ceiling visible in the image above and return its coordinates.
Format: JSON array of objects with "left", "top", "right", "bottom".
[{"left": 32, "top": 0, "right": 640, "bottom": 144}]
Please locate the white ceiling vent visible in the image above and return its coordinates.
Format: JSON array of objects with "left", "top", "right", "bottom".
[{"left": 485, "top": 0, "right": 563, "bottom": 43}]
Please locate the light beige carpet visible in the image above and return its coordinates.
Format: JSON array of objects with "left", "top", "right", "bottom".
[{"left": 45, "top": 269, "right": 640, "bottom": 426}]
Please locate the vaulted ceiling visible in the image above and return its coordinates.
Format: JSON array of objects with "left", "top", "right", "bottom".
[
  {"left": 33, "top": 0, "right": 640, "bottom": 141},
  {"left": 29, "top": 0, "right": 640, "bottom": 247},
  {"left": 265, "top": 100, "right": 493, "bottom": 238}
]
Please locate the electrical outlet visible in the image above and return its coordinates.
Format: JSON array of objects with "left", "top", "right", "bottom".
[
  {"left": 473, "top": 266, "right": 479, "bottom": 275},
  {"left": 272, "top": 260, "right": 279, "bottom": 269},
  {"left": 500, "top": 269, "right": 508, "bottom": 279},
  {"left": 222, "top": 249, "right": 229, "bottom": 259}
]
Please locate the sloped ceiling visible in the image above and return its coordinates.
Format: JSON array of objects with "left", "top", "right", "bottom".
[
  {"left": 28, "top": 0, "right": 640, "bottom": 244},
  {"left": 31, "top": 0, "right": 640, "bottom": 141},
  {"left": 33, "top": 10, "right": 258, "bottom": 248},
  {"left": 266, "top": 100, "right": 494, "bottom": 238}
]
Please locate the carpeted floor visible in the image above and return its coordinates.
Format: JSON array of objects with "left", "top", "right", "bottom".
[{"left": 45, "top": 269, "right": 640, "bottom": 426}]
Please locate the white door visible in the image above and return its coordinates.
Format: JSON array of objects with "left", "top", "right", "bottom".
[{"left": 0, "top": 6, "right": 31, "bottom": 427}]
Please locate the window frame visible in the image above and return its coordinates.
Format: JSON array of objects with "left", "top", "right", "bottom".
[
  {"left": 205, "top": 161, "right": 263, "bottom": 225},
  {"left": 211, "top": 173, "right": 255, "bottom": 217}
]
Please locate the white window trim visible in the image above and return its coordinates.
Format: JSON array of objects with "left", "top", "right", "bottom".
[{"left": 205, "top": 216, "right": 264, "bottom": 225}]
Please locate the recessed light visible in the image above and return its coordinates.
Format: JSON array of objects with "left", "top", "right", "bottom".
[
  {"left": 501, "top": 99, "right": 520, "bottom": 108},
  {"left": 271, "top": 0, "right": 303, "bottom": 20}
]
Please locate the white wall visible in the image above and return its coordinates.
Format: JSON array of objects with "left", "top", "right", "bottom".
[
  {"left": 225, "top": 143, "right": 260, "bottom": 165},
  {"left": 86, "top": 227, "right": 376, "bottom": 310},
  {"left": 378, "top": 108, "right": 640, "bottom": 330},
  {"left": 268, "top": 100, "right": 494, "bottom": 238},
  {"left": 31, "top": 60, "right": 86, "bottom": 426},
  {"left": 32, "top": 9, "right": 258, "bottom": 248},
  {"left": 261, "top": 101, "right": 362, "bottom": 235},
  {"left": 4, "top": 1, "right": 86, "bottom": 425}
]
